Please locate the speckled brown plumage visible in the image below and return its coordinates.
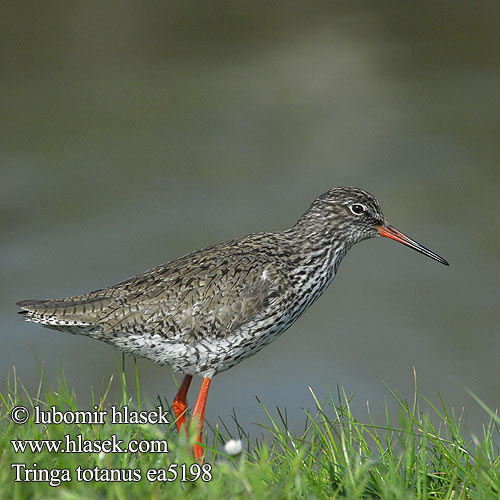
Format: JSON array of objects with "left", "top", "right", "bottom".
[
  {"left": 17, "top": 186, "right": 449, "bottom": 461},
  {"left": 17, "top": 186, "right": 448, "bottom": 378}
]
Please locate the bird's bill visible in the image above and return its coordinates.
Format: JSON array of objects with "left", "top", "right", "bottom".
[{"left": 377, "top": 224, "right": 449, "bottom": 266}]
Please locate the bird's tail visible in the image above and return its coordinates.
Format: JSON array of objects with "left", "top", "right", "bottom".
[{"left": 16, "top": 297, "right": 113, "bottom": 328}]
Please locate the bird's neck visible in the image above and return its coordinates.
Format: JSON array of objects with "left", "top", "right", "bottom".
[{"left": 283, "top": 222, "right": 350, "bottom": 288}]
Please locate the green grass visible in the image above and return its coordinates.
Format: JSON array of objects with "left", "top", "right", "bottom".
[{"left": 1, "top": 360, "right": 499, "bottom": 499}]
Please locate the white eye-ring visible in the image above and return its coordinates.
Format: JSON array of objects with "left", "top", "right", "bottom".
[{"left": 350, "top": 203, "right": 366, "bottom": 215}]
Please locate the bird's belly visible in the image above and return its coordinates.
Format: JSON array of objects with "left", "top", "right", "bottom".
[
  {"left": 50, "top": 281, "right": 328, "bottom": 377},
  {"left": 83, "top": 308, "right": 297, "bottom": 378}
]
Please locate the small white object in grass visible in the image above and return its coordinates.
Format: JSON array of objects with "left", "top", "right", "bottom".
[{"left": 224, "top": 439, "right": 242, "bottom": 456}]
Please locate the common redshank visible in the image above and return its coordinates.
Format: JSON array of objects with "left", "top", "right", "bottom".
[{"left": 16, "top": 187, "right": 448, "bottom": 460}]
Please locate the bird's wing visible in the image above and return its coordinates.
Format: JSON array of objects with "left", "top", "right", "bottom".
[
  {"left": 18, "top": 240, "right": 290, "bottom": 340},
  {"left": 97, "top": 249, "right": 289, "bottom": 340}
]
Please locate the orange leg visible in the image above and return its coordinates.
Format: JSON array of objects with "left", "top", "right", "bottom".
[
  {"left": 172, "top": 374, "right": 193, "bottom": 436},
  {"left": 191, "top": 377, "right": 212, "bottom": 461}
]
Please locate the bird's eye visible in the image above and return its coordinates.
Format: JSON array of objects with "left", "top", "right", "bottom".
[{"left": 350, "top": 203, "right": 366, "bottom": 215}]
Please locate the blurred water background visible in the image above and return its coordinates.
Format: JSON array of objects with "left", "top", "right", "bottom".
[{"left": 1, "top": 1, "right": 499, "bottom": 439}]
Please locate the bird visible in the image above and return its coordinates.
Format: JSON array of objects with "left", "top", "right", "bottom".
[{"left": 16, "top": 187, "right": 448, "bottom": 460}]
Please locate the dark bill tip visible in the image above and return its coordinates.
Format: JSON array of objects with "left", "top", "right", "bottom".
[{"left": 377, "top": 224, "right": 449, "bottom": 266}]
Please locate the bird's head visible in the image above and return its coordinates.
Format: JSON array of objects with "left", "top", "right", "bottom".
[{"left": 299, "top": 186, "right": 449, "bottom": 266}]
